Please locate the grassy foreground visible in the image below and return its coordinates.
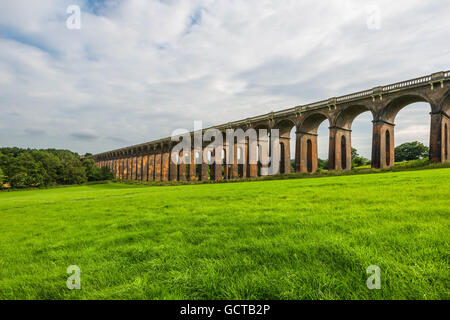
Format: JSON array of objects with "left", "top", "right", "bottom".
[{"left": 0, "top": 169, "right": 449, "bottom": 300}]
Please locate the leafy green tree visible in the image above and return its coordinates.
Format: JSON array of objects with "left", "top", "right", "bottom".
[
  {"left": 351, "top": 148, "right": 370, "bottom": 168},
  {"left": 59, "top": 159, "right": 87, "bottom": 185},
  {"left": 0, "top": 167, "right": 4, "bottom": 185},
  {"left": 318, "top": 158, "right": 328, "bottom": 170},
  {"left": 100, "top": 166, "right": 114, "bottom": 180},
  {"left": 29, "top": 150, "right": 61, "bottom": 185},
  {"left": 394, "top": 141, "right": 429, "bottom": 162},
  {"left": 82, "top": 158, "right": 103, "bottom": 181},
  {"left": 9, "top": 153, "right": 45, "bottom": 187},
  {"left": 10, "top": 172, "right": 29, "bottom": 188}
]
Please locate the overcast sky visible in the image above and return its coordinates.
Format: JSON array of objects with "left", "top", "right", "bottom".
[{"left": 0, "top": 0, "right": 449, "bottom": 158}]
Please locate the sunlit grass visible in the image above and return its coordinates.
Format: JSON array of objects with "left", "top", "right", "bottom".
[{"left": 0, "top": 168, "right": 448, "bottom": 299}]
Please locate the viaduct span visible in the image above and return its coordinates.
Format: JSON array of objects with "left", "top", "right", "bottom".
[{"left": 92, "top": 71, "right": 450, "bottom": 181}]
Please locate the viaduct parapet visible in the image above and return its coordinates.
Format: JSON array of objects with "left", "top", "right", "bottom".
[{"left": 92, "top": 71, "right": 450, "bottom": 181}]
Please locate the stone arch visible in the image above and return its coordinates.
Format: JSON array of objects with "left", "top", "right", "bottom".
[
  {"left": 274, "top": 118, "right": 296, "bottom": 137},
  {"left": 254, "top": 123, "right": 272, "bottom": 176},
  {"left": 380, "top": 94, "right": 430, "bottom": 124},
  {"left": 331, "top": 105, "right": 373, "bottom": 171},
  {"left": 439, "top": 90, "right": 450, "bottom": 114},
  {"left": 295, "top": 112, "right": 330, "bottom": 173},
  {"left": 298, "top": 112, "right": 330, "bottom": 134},
  {"left": 334, "top": 105, "right": 373, "bottom": 130},
  {"left": 273, "top": 118, "right": 296, "bottom": 175}
]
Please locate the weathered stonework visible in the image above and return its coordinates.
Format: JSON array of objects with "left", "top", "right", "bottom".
[{"left": 92, "top": 71, "right": 450, "bottom": 181}]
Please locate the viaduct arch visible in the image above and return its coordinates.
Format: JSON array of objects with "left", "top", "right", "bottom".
[{"left": 93, "top": 71, "right": 450, "bottom": 181}]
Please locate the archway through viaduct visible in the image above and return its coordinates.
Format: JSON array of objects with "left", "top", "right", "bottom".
[{"left": 93, "top": 71, "right": 450, "bottom": 181}]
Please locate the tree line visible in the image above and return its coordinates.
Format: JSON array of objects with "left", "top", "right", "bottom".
[{"left": 0, "top": 148, "right": 113, "bottom": 189}]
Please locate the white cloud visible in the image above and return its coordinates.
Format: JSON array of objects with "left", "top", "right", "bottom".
[{"left": 0, "top": 0, "right": 449, "bottom": 157}]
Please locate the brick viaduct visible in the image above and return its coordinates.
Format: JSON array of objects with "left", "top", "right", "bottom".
[{"left": 92, "top": 71, "right": 450, "bottom": 181}]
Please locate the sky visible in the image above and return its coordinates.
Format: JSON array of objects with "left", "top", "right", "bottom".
[{"left": 0, "top": 0, "right": 449, "bottom": 158}]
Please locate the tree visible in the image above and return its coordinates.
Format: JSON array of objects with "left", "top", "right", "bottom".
[
  {"left": 29, "top": 150, "right": 61, "bottom": 186},
  {"left": 318, "top": 158, "right": 329, "bottom": 170},
  {"left": 100, "top": 166, "right": 114, "bottom": 180},
  {"left": 351, "top": 148, "right": 370, "bottom": 168},
  {"left": 0, "top": 167, "right": 4, "bottom": 185},
  {"left": 10, "top": 172, "right": 29, "bottom": 188},
  {"left": 394, "top": 141, "right": 429, "bottom": 162},
  {"left": 82, "top": 158, "right": 103, "bottom": 181},
  {"left": 59, "top": 159, "right": 87, "bottom": 185}
]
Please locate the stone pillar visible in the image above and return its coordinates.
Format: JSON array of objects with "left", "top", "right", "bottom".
[
  {"left": 169, "top": 149, "right": 178, "bottom": 181},
  {"left": 133, "top": 155, "right": 138, "bottom": 180},
  {"left": 444, "top": 114, "right": 450, "bottom": 163},
  {"left": 223, "top": 144, "right": 229, "bottom": 180},
  {"left": 237, "top": 142, "right": 247, "bottom": 178},
  {"left": 148, "top": 152, "right": 155, "bottom": 181},
  {"left": 328, "top": 127, "right": 352, "bottom": 171},
  {"left": 371, "top": 120, "right": 395, "bottom": 169},
  {"left": 154, "top": 150, "right": 162, "bottom": 182},
  {"left": 118, "top": 158, "right": 123, "bottom": 179},
  {"left": 247, "top": 137, "right": 257, "bottom": 178},
  {"left": 127, "top": 156, "right": 132, "bottom": 179},
  {"left": 122, "top": 158, "right": 126, "bottom": 179},
  {"left": 136, "top": 155, "right": 143, "bottom": 180},
  {"left": 259, "top": 135, "right": 270, "bottom": 176},
  {"left": 279, "top": 137, "right": 291, "bottom": 174},
  {"left": 189, "top": 148, "right": 197, "bottom": 181},
  {"left": 231, "top": 142, "right": 239, "bottom": 179},
  {"left": 122, "top": 157, "right": 127, "bottom": 179},
  {"left": 295, "top": 131, "right": 318, "bottom": 173},
  {"left": 179, "top": 150, "right": 187, "bottom": 181},
  {"left": 430, "top": 112, "right": 450, "bottom": 163},
  {"left": 161, "top": 148, "right": 170, "bottom": 181},
  {"left": 142, "top": 154, "right": 148, "bottom": 181},
  {"left": 213, "top": 149, "right": 222, "bottom": 181},
  {"left": 201, "top": 147, "right": 209, "bottom": 181}
]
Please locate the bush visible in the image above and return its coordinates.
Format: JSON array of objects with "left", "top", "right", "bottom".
[
  {"left": 351, "top": 148, "right": 370, "bottom": 168},
  {"left": 82, "top": 158, "right": 114, "bottom": 181},
  {"left": 395, "top": 141, "right": 429, "bottom": 162}
]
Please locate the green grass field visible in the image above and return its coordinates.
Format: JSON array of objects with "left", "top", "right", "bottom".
[{"left": 0, "top": 168, "right": 449, "bottom": 300}]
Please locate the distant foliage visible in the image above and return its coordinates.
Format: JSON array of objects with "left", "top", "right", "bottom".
[
  {"left": 318, "top": 158, "right": 329, "bottom": 170},
  {"left": 0, "top": 167, "right": 4, "bottom": 185},
  {"left": 394, "top": 141, "right": 429, "bottom": 162},
  {"left": 351, "top": 148, "right": 370, "bottom": 168},
  {"left": 82, "top": 158, "right": 114, "bottom": 181},
  {"left": 0, "top": 148, "right": 114, "bottom": 189}
]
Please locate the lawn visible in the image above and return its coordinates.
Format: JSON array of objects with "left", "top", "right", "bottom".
[{"left": 0, "top": 169, "right": 449, "bottom": 300}]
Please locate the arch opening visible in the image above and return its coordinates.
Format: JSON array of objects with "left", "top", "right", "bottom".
[
  {"left": 280, "top": 142, "right": 286, "bottom": 174},
  {"left": 335, "top": 105, "right": 373, "bottom": 168},
  {"left": 392, "top": 102, "right": 431, "bottom": 163},
  {"left": 307, "top": 139, "right": 313, "bottom": 173},
  {"left": 386, "top": 130, "right": 391, "bottom": 166},
  {"left": 341, "top": 136, "right": 347, "bottom": 170},
  {"left": 445, "top": 123, "right": 448, "bottom": 160}
]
